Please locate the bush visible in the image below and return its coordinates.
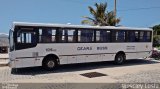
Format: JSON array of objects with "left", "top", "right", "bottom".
[
  {"left": 153, "top": 35, "right": 160, "bottom": 47},
  {"left": 150, "top": 49, "right": 160, "bottom": 60}
]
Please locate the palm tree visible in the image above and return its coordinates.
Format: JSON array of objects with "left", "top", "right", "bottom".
[
  {"left": 106, "top": 11, "right": 120, "bottom": 26},
  {"left": 81, "top": 2, "right": 120, "bottom": 26}
]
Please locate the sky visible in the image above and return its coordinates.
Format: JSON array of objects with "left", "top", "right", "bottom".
[{"left": 0, "top": 0, "right": 160, "bottom": 34}]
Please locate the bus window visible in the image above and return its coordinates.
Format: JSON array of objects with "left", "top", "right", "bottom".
[
  {"left": 131, "top": 31, "right": 136, "bottom": 42},
  {"left": 143, "top": 31, "right": 148, "bottom": 42},
  {"left": 96, "top": 30, "right": 111, "bottom": 42},
  {"left": 126, "top": 31, "right": 139, "bottom": 42},
  {"left": 15, "top": 27, "right": 37, "bottom": 50},
  {"left": 78, "top": 30, "right": 94, "bottom": 43},
  {"left": 17, "top": 31, "right": 36, "bottom": 44},
  {"left": 112, "top": 30, "right": 125, "bottom": 42},
  {"left": 118, "top": 31, "right": 125, "bottom": 42},
  {"left": 139, "top": 31, "right": 144, "bottom": 42},
  {"left": 139, "top": 31, "right": 151, "bottom": 42},
  {"left": 41, "top": 28, "right": 52, "bottom": 43},
  {"left": 147, "top": 31, "right": 151, "bottom": 42},
  {"left": 135, "top": 31, "right": 139, "bottom": 42},
  {"left": 39, "top": 28, "right": 56, "bottom": 43},
  {"left": 58, "top": 29, "right": 77, "bottom": 43},
  {"left": 96, "top": 30, "right": 100, "bottom": 42},
  {"left": 68, "top": 29, "right": 77, "bottom": 42},
  {"left": 51, "top": 30, "right": 56, "bottom": 42},
  {"left": 139, "top": 31, "right": 148, "bottom": 42},
  {"left": 58, "top": 29, "right": 67, "bottom": 43}
]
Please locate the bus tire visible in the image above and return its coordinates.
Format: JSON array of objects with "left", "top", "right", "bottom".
[
  {"left": 43, "top": 57, "right": 57, "bottom": 71},
  {"left": 114, "top": 53, "right": 125, "bottom": 65}
]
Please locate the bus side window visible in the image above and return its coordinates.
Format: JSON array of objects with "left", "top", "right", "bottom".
[
  {"left": 135, "top": 31, "right": 139, "bottom": 42},
  {"left": 51, "top": 30, "right": 56, "bottom": 42},
  {"left": 112, "top": 30, "right": 125, "bottom": 42},
  {"left": 143, "top": 31, "right": 147, "bottom": 42},
  {"left": 96, "top": 30, "right": 110, "bottom": 42},
  {"left": 127, "top": 31, "right": 136, "bottom": 42},
  {"left": 106, "top": 30, "right": 111, "bottom": 42},
  {"left": 58, "top": 29, "right": 67, "bottom": 43},
  {"left": 128, "top": 31, "right": 139, "bottom": 42},
  {"left": 96, "top": 30, "right": 100, "bottom": 42},
  {"left": 100, "top": 30, "right": 107, "bottom": 42},
  {"left": 79, "top": 30, "right": 85, "bottom": 42},
  {"left": 81, "top": 30, "right": 87, "bottom": 42},
  {"left": 17, "top": 31, "right": 36, "bottom": 44},
  {"left": 131, "top": 31, "right": 136, "bottom": 42},
  {"left": 118, "top": 30, "right": 125, "bottom": 42},
  {"left": 41, "top": 28, "right": 52, "bottom": 43},
  {"left": 68, "top": 29, "right": 76, "bottom": 43},
  {"left": 111, "top": 30, "right": 116, "bottom": 42},
  {"left": 88, "top": 30, "right": 94, "bottom": 42},
  {"left": 139, "top": 31, "right": 151, "bottom": 42},
  {"left": 78, "top": 29, "right": 94, "bottom": 43},
  {"left": 139, "top": 31, "right": 143, "bottom": 42},
  {"left": 139, "top": 31, "right": 148, "bottom": 42},
  {"left": 147, "top": 31, "right": 151, "bottom": 42},
  {"left": 58, "top": 29, "right": 77, "bottom": 43},
  {"left": 39, "top": 28, "right": 56, "bottom": 43}
]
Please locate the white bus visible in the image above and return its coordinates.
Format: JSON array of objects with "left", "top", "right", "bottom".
[{"left": 9, "top": 22, "right": 152, "bottom": 70}]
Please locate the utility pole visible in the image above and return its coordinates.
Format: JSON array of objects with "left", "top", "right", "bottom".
[
  {"left": 114, "top": 0, "right": 117, "bottom": 18},
  {"left": 114, "top": 0, "right": 117, "bottom": 26}
]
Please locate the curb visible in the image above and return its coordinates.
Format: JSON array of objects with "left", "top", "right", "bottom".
[
  {"left": 0, "top": 58, "right": 9, "bottom": 67},
  {"left": 0, "top": 63, "right": 8, "bottom": 67},
  {"left": 0, "top": 58, "right": 9, "bottom": 60}
]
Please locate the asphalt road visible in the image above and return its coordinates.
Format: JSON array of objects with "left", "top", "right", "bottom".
[{"left": 0, "top": 59, "right": 160, "bottom": 89}]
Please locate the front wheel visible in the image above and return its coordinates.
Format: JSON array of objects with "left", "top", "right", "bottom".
[
  {"left": 43, "top": 58, "right": 57, "bottom": 70},
  {"left": 114, "top": 53, "right": 125, "bottom": 65}
]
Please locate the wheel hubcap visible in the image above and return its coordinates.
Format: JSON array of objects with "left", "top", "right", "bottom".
[
  {"left": 118, "top": 56, "right": 123, "bottom": 63},
  {"left": 47, "top": 61, "right": 55, "bottom": 68}
]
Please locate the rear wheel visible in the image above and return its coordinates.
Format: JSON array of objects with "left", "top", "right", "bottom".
[
  {"left": 43, "top": 57, "right": 57, "bottom": 70},
  {"left": 114, "top": 53, "right": 125, "bottom": 65}
]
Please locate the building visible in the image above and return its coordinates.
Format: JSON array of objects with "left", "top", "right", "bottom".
[{"left": 0, "top": 33, "right": 9, "bottom": 53}]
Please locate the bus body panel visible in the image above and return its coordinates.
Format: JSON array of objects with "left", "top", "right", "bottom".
[{"left": 9, "top": 42, "right": 152, "bottom": 68}]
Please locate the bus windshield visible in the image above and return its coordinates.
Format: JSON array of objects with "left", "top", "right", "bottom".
[{"left": 9, "top": 29, "right": 14, "bottom": 52}]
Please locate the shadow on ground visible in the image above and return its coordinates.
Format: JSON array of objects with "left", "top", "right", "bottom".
[{"left": 11, "top": 59, "right": 159, "bottom": 75}]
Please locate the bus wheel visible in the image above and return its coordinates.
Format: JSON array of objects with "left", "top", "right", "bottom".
[
  {"left": 43, "top": 57, "right": 57, "bottom": 70},
  {"left": 114, "top": 53, "right": 125, "bottom": 65}
]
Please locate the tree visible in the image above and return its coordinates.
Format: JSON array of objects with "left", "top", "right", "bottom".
[
  {"left": 152, "top": 24, "right": 160, "bottom": 47},
  {"left": 153, "top": 24, "right": 160, "bottom": 35},
  {"left": 81, "top": 2, "right": 120, "bottom": 26}
]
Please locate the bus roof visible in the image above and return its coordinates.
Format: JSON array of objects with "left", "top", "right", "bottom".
[{"left": 11, "top": 22, "right": 152, "bottom": 31}]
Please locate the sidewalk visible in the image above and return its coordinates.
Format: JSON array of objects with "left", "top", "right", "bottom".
[{"left": 0, "top": 53, "right": 9, "bottom": 67}]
